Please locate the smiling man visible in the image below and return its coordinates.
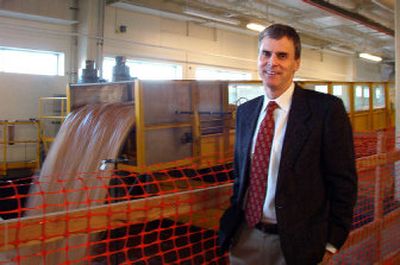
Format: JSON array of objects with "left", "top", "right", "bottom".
[{"left": 218, "top": 24, "right": 357, "bottom": 265}]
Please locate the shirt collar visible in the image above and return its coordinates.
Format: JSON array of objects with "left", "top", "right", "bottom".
[{"left": 262, "top": 82, "right": 295, "bottom": 113}]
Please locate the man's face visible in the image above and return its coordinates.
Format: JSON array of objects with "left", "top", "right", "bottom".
[{"left": 258, "top": 36, "right": 300, "bottom": 98}]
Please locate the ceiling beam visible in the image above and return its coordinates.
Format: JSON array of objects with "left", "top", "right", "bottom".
[{"left": 302, "top": 0, "right": 394, "bottom": 36}]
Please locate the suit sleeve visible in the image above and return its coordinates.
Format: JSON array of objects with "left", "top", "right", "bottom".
[
  {"left": 231, "top": 106, "right": 242, "bottom": 206},
  {"left": 231, "top": 103, "right": 253, "bottom": 207},
  {"left": 323, "top": 98, "right": 358, "bottom": 249},
  {"left": 217, "top": 106, "right": 245, "bottom": 252}
]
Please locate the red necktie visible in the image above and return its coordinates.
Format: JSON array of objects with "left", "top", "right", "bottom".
[{"left": 245, "top": 101, "right": 279, "bottom": 227}]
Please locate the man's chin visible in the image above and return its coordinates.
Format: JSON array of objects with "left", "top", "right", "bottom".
[{"left": 264, "top": 81, "right": 279, "bottom": 91}]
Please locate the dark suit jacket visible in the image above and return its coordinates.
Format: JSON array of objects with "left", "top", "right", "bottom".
[{"left": 218, "top": 85, "right": 358, "bottom": 265}]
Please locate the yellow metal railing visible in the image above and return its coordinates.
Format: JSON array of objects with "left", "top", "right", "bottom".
[
  {"left": 38, "top": 96, "right": 67, "bottom": 154},
  {"left": 297, "top": 81, "right": 393, "bottom": 131},
  {"left": 0, "top": 120, "right": 40, "bottom": 175},
  {"left": 228, "top": 81, "right": 394, "bottom": 132}
]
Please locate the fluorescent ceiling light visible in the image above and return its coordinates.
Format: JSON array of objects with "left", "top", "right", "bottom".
[
  {"left": 183, "top": 7, "right": 240, "bottom": 26},
  {"left": 246, "top": 23, "right": 267, "bottom": 32},
  {"left": 359, "top": 53, "right": 382, "bottom": 62}
]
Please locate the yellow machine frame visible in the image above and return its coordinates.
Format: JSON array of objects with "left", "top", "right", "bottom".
[{"left": 67, "top": 80, "right": 234, "bottom": 173}]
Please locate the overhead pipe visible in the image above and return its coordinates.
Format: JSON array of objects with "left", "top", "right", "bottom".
[
  {"left": 372, "top": 0, "right": 394, "bottom": 13},
  {"left": 302, "top": 0, "right": 394, "bottom": 36}
]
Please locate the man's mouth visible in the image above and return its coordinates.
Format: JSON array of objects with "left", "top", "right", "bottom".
[{"left": 265, "top": 70, "right": 278, "bottom": 76}]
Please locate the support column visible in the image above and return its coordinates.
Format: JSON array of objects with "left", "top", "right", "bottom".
[
  {"left": 69, "top": 0, "right": 79, "bottom": 83},
  {"left": 76, "top": 0, "right": 105, "bottom": 81}
]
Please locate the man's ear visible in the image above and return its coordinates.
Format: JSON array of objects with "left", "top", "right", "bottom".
[{"left": 295, "top": 58, "right": 301, "bottom": 71}]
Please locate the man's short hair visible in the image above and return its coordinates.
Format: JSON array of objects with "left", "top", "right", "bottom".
[{"left": 259, "top": 24, "right": 301, "bottom": 59}]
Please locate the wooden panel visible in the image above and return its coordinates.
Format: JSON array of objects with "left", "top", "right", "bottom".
[
  {"left": 198, "top": 81, "right": 227, "bottom": 135},
  {"left": 199, "top": 131, "right": 235, "bottom": 167},
  {"left": 197, "top": 81, "right": 224, "bottom": 113},
  {"left": 373, "top": 110, "right": 387, "bottom": 130},
  {"left": 145, "top": 127, "right": 193, "bottom": 164},
  {"left": 353, "top": 113, "right": 370, "bottom": 131},
  {"left": 141, "top": 80, "right": 192, "bottom": 125},
  {"left": 68, "top": 81, "right": 134, "bottom": 111},
  {"left": 200, "top": 135, "right": 223, "bottom": 166}
]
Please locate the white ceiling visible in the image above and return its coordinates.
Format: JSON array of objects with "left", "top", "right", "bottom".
[{"left": 107, "top": 0, "right": 395, "bottom": 62}]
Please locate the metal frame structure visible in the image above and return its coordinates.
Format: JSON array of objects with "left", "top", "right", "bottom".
[
  {"left": 0, "top": 120, "right": 40, "bottom": 175},
  {"left": 38, "top": 96, "right": 67, "bottom": 154},
  {"left": 65, "top": 80, "right": 393, "bottom": 173},
  {"left": 67, "top": 80, "right": 234, "bottom": 173}
]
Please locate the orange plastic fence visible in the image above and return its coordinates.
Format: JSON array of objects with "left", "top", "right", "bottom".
[
  {"left": 353, "top": 128, "right": 395, "bottom": 158},
  {"left": 0, "top": 130, "right": 399, "bottom": 265}
]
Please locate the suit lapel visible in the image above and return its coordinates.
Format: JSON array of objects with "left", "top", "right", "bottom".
[
  {"left": 239, "top": 96, "right": 263, "bottom": 186},
  {"left": 279, "top": 86, "right": 312, "bottom": 170},
  {"left": 242, "top": 97, "right": 263, "bottom": 152}
]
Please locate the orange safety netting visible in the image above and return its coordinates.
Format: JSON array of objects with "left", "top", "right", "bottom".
[{"left": 0, "top": 130, "right": 400, "bottom": 264}]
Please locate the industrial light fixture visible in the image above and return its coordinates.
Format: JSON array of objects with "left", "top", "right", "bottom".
[
  {"left": 359, "top": 52, "right": 382, "bottom": 62},
  {"left": 183, "top": 7, "right": 241, "bottom": 26},
  {"left": 328, "top": 46, "right": 355, "bottom": 55},
  {"left": 246, "top": 23, "right": 267, "bottom": 32}
]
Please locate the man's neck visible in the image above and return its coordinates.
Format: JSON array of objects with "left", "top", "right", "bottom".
[{"left": 265, "top": 82, "right": 294, "bottom": 99}]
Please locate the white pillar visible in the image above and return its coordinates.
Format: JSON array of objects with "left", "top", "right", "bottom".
[
  {"left": 69, "top": 0, "right": 79, "bottom": 83},
  {"left": 76, "top": 0, "right": 105, "bottom": 80}
]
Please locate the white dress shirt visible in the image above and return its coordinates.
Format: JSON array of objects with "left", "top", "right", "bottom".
[{"left": 250, "top": 83, "right": 295, "bottom": 224}]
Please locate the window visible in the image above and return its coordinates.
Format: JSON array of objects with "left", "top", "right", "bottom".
[
  {"left": 0, "top": 46, "right": 64, "bottom": 76},
  {"left": 372, "top": 85, "right": 385, "bottom": 109},
  {"left": 228, "top": 83, "right": 264, "bottom": 105},
  {"left": 103, "top": 57, "right": 182, "bottom": 81},
  {"left": 314, "top": 85, "right": 328, "bottom": 94},
  {"left": 333, "top": 84, "right": 350, "bottom": 112},
  {"left": 354, "top": 85, "right": 370, "bottom": 111},
  {"left": 195, "top": 67, "right": 252, "bottom": 80},
  {"left": 301, "top": 83, "right": 328, "bottom": 93}
]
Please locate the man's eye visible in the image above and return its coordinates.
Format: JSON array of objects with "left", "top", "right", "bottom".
[
  {"left": 278, "top": 53, "right": 288, "bottom": 59},
  {"left": 262, "top": 51, "right": 271, "bottom": 57}
]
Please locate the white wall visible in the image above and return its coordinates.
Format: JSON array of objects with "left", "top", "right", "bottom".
[
  {"left": 103, "top": 7, "right": 259, "bottom": 78},
  {"left": 0, "top": 0, "right": 74, "bottom": 21},
  {"left": 0, "top": 16, "right": 71, "bottom": 120},
  {"left": 103, "top": 7, "right": 360, "bottom": 82},
  {"left": 353, "top": 58, "right": 386, "bottom": 81},
  {"left": 0, "top": 14, "right": 71, "bottom": 163},
  {"left": 298, "top": 49, "right": 353, "bottom": 81}
]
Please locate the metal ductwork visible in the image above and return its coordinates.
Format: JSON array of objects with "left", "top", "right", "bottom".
[
  {"left": 302, "top": 0, "right": 394, "bottom": 36},
  {"left": 372, "top": 0, "right": 394, "bottom": 12}
]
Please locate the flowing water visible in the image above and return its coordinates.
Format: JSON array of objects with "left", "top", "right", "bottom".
[{"left": 4, "top": 102, "right": 135, "bottom": 264}]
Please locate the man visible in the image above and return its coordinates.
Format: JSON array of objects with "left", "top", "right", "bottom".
[{"left": 218, "top": 24, "right": 357, "bottom": 265}]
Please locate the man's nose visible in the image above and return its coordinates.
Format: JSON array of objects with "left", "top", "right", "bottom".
[{"left": 267, "top": 54, "right": 278, "bottom": 66}]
